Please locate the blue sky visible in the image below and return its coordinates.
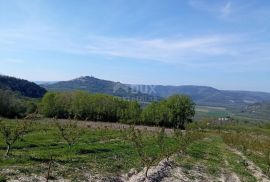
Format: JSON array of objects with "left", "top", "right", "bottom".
[{"left": 0, "top": 0, "right": 270, "bottom": 92}]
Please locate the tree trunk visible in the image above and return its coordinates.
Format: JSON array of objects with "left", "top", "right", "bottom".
[
  {"left": 5, "top": 144, "right": 11, "bottom": 157},
  {"left": 46, "top": 156, "right": 53, "bottom": 182}
]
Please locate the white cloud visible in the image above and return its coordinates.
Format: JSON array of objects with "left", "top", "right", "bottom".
[
  {"left": 0, "top": 23, "right": 238, "bottom": 64},
  {"left": 83, "top": 35, "right": 236, "bottom": 64},
  {"left": 0, "top": 22, "right": 268, "bottom": 69}
]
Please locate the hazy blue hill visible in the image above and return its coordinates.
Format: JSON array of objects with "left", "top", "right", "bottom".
[
  {"left": 42, "top": 76, "right": 161, "bottom": 102},
  {"left": 41, "top": 76, "right": 270, "bottom": 108},
  {"left": 0, "top": 75, "right": 47, "bottom": 98},
  {"left": 149, "top": 85, "right": 270, "bottom": 107}
]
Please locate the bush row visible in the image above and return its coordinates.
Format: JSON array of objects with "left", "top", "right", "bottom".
[
  {"left": 40, "top": 91, "right": 195, "bottom": 128},
  {"left": 40, "top": 91, "right": 141, "bottom": 124}
]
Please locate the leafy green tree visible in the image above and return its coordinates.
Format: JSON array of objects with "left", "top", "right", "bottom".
[
  {"left": 0, "top": 89, "right": 27, "bottom": 118},
  {"left": 167, "top": 95, "right": 195, "bottom": 129},
  {"left": 141, "top": 102, "right": 161, "bottom": 126},
  {"left": 127, "top": 101, "right": 141, "bottom": 123},
  {"left": 71, "top": 91, "right": 93, "bottom": 120},
  {"left": 54, "top": 92, "right": 73, "bottom": 118},
  {"left": 141, "top": 100, "right": 170, "bottom": 127},
  {"left": 40, "top": 92, "right": 57, "bottom": 117}
]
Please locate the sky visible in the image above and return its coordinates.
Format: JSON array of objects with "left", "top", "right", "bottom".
[{"left": 0, "top": 0, "right": 270, "bottom": 92}]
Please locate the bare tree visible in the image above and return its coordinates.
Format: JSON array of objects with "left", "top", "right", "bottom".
[
  {"left": 156, "top": 127, "right": 173, "bottom": 161},
  {"left": 128, "top": 125, "right": 159, "bottom": 178},
  {"left": 46, "top": 155, "right": 54, "bottom": 182},
  {"left": 0, "top": 120, "right": 32, "bottom": 157},
  {"left": 55, "top": 119, "right": 81, "bottom": 149}
]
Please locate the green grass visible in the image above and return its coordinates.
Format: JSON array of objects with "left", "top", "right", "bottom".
[
  {"left": 176, "top": 135, "right": 225, "bottom": 177},
  {"left": 0, "top": 119, "right": 177, "bottom": 180},
  {"left": 1, "top": 119, "right": 270, "bottom": 181},
  {"left": 175, "top": 132, "right": 263, "bottom": 181},
  {"left": 223, "top": 148, "right": 257, "bottom": 182}
]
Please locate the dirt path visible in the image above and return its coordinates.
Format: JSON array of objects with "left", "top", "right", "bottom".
[
  {"left": 230, "top": 148, "right": 270, "bottom": 182},
  {"left": 219, "top": 159, "right": 241, "bottom": 182}
]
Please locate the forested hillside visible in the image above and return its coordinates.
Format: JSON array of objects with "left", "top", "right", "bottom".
[
  {"left": 0, "top": 89, "right": 38, "bottom": 118},
  {"left": 0, "top": 75, "right": 46, "bottom": 118},
  {"left": 0, "top": 75, "right": 46, "bottom": 98}
]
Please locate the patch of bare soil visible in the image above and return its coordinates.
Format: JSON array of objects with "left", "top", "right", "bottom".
[
  {"left": 6, "top": 175, "right": 70, "bottom": 182},
  {"left": 118, "top": 157, "right": 217, "bottom": 182},
  {"left": 230, "top": 148, "right": 270, "bottom": 182},
  {"left": 2, "top": 158, "right": 243, "bottom": 182},
  {"left": 218, "top": 159, "right": 241, "bottom": 182},
  {"left": 219, "top": 168, "right": 241, "bottom": 182}
]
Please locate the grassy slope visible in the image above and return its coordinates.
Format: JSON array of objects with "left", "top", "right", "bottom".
[
  {"left": 0, "top": 119, "right": 270, "bottom": 181},
  {"left": 0, "top": 120, "right": 176, "bottom": 180}
]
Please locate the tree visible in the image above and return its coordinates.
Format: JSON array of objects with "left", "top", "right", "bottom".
[
  {"left": 127, "top": 101, "right": 141, "bottom": 124},
  {"left": 0, "top": 120, "right": 32, "bottom": 157},
  {"left": 40, "top": 92, "right": 57, "bottom": 117},
  {"left": 71, "top": 91, "right": 93, "bottom": 120},
  {"left": 0, "top": 89, "right": 27, "bottom": 118},
  {"left": 127, "top": 126, "right": 159, "bottom": 178},
  {"left": 54, "top": 92, "right": 73, "bottom": 118},
  {"left": 167, "top": 95, "right": 195, "bottom": 129},
  {"left": 141, "top": 102, "right": 161, "bottom": 126},
  {"left": 55, "top": 119, "right": 81, "bottom": 149}
]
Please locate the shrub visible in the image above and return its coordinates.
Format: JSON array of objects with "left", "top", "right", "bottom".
[{"left": 166, "top": 95, "right": 195, "bottom": 129}]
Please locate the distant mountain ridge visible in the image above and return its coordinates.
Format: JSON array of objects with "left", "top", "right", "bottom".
[
  {"left": 0, "top": 75, "right": 47, "bottom": 98},
  {"left": 148, "top": 85, "right": 270, "bottom": 107},
  {"left": 42, "top": 76, "right": 161, "bottom": 102},
  {"left": 41, "top": 76, "right": 270, "bottom": 107}
]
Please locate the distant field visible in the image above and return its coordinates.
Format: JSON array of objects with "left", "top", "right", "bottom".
[{"left": 195, "top": 106, "right": 230, "bottom": 120}]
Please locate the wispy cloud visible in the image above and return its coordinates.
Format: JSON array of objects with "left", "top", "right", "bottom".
[
  {"left": 0, "top": 22, "right": 238, "bottom": 65},
  {"left": 221, "top": 2, "right": 232, "bottom": 17},
  {"left": 0, "top": 24, "right": 266, "bottom": 68},
  {"left": 0, "top": 15, "right": 269, "bottom": 70},
  {"left": 188, "top": 0, "right": 233, "bottom": 18},
  {"left": 84, "top": 35, "right": 236, "bottom": 64}
]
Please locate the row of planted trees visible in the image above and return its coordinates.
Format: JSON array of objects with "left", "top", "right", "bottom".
[
  {"left": 40, "top": 91, "right": 141, "bottom": 124},
  {"left": 40, "top": 91, "right": 195, "bottom": 129},
  {"left": 0, "top": 118, "right": 203, "bottom": 179}
]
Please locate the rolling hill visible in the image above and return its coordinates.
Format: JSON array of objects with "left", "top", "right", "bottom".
[
  {"left": 0, "top": 75, "right": 47, "bottom": 98},
  {"left": 150, "top": 85, "right": 270, "bottom": 107},
  {"left": 41, "top": 76, "right": 161, "bottom": 102},
  {"left": 41, "top": 76, "right": 270, "bottom": 108}
]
